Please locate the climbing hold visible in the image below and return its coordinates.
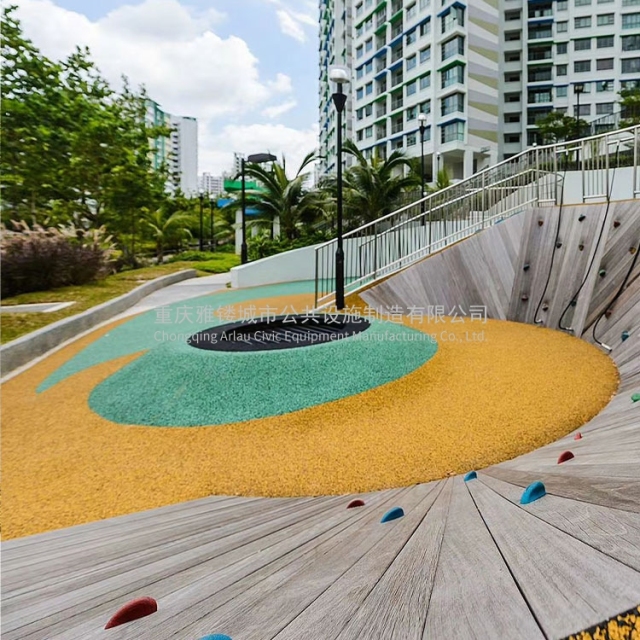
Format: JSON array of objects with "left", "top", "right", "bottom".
[
  {"left": 104, "top": 597, "right": 158, "bottom": 629},
  {"left": 570, "top": 300, "right": 577, "bottom": 307},
  {"left": 538, "top": 220, "right": 544, "bottom": 227},
  {"left": 381, "top": 507, "right": 405, "bottom": 523},
  {"left": 631, "top": 247, "right": 638, "bottom": 255},
  {"left": 578, "top": 214, "right": 586, "bottom": 222},
  {"left": 523, "top": 263, "right": 530, "bottom": 271},
  {"left": 557, "top": 451, "right": 575, "bottom": 464},
  {"left": 464, "top": 471, "right": 477, "bottom": 482},
  {"left": 632, "top": 393, "right": 640, "bottom": 403},
  {"left": 347, "top": 499, "right": 365, "bottom": 509},
  {"left": 556, "top": 241, "right": 563, "bottom": 249},
  {"left": 622, "top": 331, "right": 630, "bottom": 342},
  {"left": 542, "top": 303, "right": 549, "bottom": 312},
  {"left": 605, "top": 309, "right": 613, "bottom": 318},
  {"left": 520, "top": 481, "right": 546, "bottom": 505},
  {"left": 521, "top": 294, "right": 529, "bottom": 302},
  {"left": 613, "top": 220, "right": 621, "bottom": 228},
  {"left": 574, "top": 432, "right": 582, "bottom": 440},
  {"left": 199, "top": 636, "right": 232, "bottom": 640},
  {"left": 578, "top": 243, "right": 585, "bottom": 251},
  {"left": 599, "top": 269, "right": 606, "bottom": 277}
]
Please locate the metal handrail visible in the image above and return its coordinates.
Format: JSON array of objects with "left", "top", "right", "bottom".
[{"left": 314, "top": 125, "right": 640, "bottom": 307}]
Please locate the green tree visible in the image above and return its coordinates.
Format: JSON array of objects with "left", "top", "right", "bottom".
[
  {"left": 619, "top": 86, "right": 640, "bottom": 127},
  {"left": 537, "top": 111, "right": 589, "bottom": 143},
  {"left": 341, "top": 140, "right": 419, "bottom": 227},
  {"left": 428, "top": 168, "right": 451, "bottom": 193},
  {"left": 237, "top": 152, "right": 328, "bottom": 240},
  {"left": 143, "top": 207, "right": 193, "bottom": 263}
]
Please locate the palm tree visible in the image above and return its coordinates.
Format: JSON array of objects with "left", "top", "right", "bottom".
[
  {"left": 143, "top": 207, "right": 193, "bottom": 263},
  {"left": 239, "top": 152, "right": 329, "bottom": 240},
  {"left": 341, "top": 140, "right": 420, "bottom": 227},
  {"left": 428, "top": 168, "right": 451, "bottom": 193}
]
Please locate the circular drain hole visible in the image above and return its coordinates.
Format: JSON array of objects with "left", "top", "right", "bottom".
[{"left": 187, "top": 314, "right": 371, "bottom": 352}]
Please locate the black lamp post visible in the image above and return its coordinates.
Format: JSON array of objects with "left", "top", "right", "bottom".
[
  {"left": 198, "top": 189, "right": 204, "bottom": 251},
  {"left": 574, "top": 83, "right": 584, "bottom": 139},
  {"left": 209, "top": 196, "right": 215, "bottom": 251},
  {"left": 418, "top": 112, "right": 427, "bottom": 225},
  {"left": 241, "top": 152, "right": 277, "bottom": 264},
  {"left": 330, "top": 65, "right": 350, "bottom": 310}
]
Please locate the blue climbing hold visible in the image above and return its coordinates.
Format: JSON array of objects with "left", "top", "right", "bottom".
[
  {"left": 622, "top": 331, "right": 630, "bottom": 342},
  {"left": 381, "top": 507, "right": 405, "bottom": 523},
  {"left": 520, "top": 481, "right": 546, "bottom": 505},
  {"left": 199, "top": 635, "right": 232, "bottom": 640},
  {"left": 464, "top": 471, "right": 477, "bottom": 481}
]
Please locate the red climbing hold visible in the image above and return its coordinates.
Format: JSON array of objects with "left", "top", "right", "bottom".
[
  {"left": 558, "top": 451, "right": 575, "bottom": 464},
  {"left": 105, "top": 597, "right": 158, "bottom": 629},
  {"left": 574, "top": 432, "right": 582, "bottom": 440},
  {"left": 538, "top": 220, "right": 544, "bottom": 227},
  {"left": 613, "top": 220, "right": 621, "bottom": 228},
  {"left": 347, "top": 499, "right": 365, "bottom": 509}
]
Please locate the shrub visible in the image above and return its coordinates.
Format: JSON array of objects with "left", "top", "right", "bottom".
[
  {"left": 1, "top": 221, "right": 115, "bottom": 298},
  {"left": 247, "top": 231, "right": 330, "bottom": 261},
  {"left": 167, "top": 250, "right": 218, "bottom": 263}
]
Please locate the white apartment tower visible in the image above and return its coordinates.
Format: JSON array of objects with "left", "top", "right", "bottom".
[
  {"left": 199, "top": 173, "right": 224, "bottom": 196},
  {"left": 319, "top": 0, "right": 640, "bottom": 178},
  {"left": 500, "top": 0, "right": 640, "bottom": 157},
  {"left": 319, "top": 0, "right": 355, "bottom": 175},
  {"left": 169, "top": 115, "right": 198, "bottom": 197}
]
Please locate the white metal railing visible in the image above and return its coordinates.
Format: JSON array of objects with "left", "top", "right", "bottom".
[{"left": 314, "top": 125, "right": 640, "bottom": 307}]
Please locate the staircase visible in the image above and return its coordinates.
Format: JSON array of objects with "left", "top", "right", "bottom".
[{"left": 314, "top": 125, "right": 640, "bottom": 308}]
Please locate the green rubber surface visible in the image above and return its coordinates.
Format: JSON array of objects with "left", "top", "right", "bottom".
[{"left": 88, "top": 319, "right": 438, "bottom": 426}]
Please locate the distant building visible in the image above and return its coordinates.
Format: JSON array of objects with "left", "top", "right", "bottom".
[
  {"left": 145, "top": 100, "right": 198, "bottom": 197},
  {"left": 199, "top": 172, "right": 224, "bottom": 196},
  {"left": 169, "top": 115, "right": 198, "bottom": 197}
]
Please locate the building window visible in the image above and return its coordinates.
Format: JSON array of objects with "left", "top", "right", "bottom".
[
  {"left": 596, "top": 102, "right": 614, "bottom": 114},
  {"left": 441, "top": 93, "right": 465, "bottom": 116},
  {"left": 442, "top": 36, "right": 464, "bottom": 61},
  {"left": 597, "top": 35, "right": 614, "bottom": 48},
  {"left": 575, "top": 0, "right": 591, "bottom": 5},
  {"left": 419, "top": 73, "right": 431, "bottom": 90},
  {"left": 623, "top": 35, "right": 640, "bottom": 51},
  {"left": 357, "top": 88, "right": 364, "bottom": 100},
  {"left": 406, "top": 81, "right": 417, "bottom": 96},
  {"left": 557, "top": 0, "right": 568, "bottom": 8},
  {"left": 365, "top": 104, "right": 373, "bottom": 116},
  {"left": 406, "top": 28, "right": 417, "bottom": 45},
  {"left": 596, "top": 58, "right": 614, "bottom": 70},
  {"left": 420, "top": 47, "right": 431, "bottom": 63},
  {"left": 406, "top": 106, "right": 418, "bottom": 120},
  {"left": 597, "top": 13, "right": 614, "bottom": 25},
  {"left": 622, "top": 13, "right": 640, "bottom": 28},
  {"left": 557, "top": 21, "right": 568, "bottom": 32},
  {"left": 441, "top": 63, "right": 465, "bottom": 88},
  {"left": 556, "top": 85, "right": 568, "bottom": 97},
  {"left": 596, "top": 79, "right": 614, "bottom": 91},
  {"left": 356, "top": 45, "right": 364, "bottom": 59},
  {"left": 407, "top": 54, "right": 417, "bottom": 71},
  {"left": 441, "top": 121, "right": 465, "bottom": 143},
  {"left": 577, "top": 104, "right": 591, "bottom": 116},
  {"left": 407, "top": 133, "right": 417, "bottom": 146},
  {"left": 575, "top": 16, "right": 592, "bottom": 28},
  {"left": 557, "top": 64, "right": 568, "bottom": 76},
  {"left": 365, "top": 82, "right": 373, "bottom": 95},
  {"left": 574, "top": 38, "right": 591, "bottom": 50},
  {"left": 419, "top": 19, "right": 431, "bottom": 36},
  {"left": 365, "top": 126, "right": 373, "bottom": 138},
  {"left": 622, "top": 57, "right": 640, "bottom": 73},
  {"left": 574, "top": 60, "right": 592, "bottom": 72},
  {"left": 406, "top": 3, "right": 417, "bottom": 20},
  {"left": 357, "top": 67, "right": 364, "bottom": 80},
  {"left": 365, "top": 38, "right": 373, "bottom": 52},
  {"left": 557, "top": 42, "right": 568, "bottom": 54},
  {"left": 420, "top": 100, "right": 431, "bottom": 114}
]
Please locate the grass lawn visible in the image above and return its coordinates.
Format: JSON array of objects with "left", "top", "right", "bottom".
[{"left": 0, "top": 253, "right": 240, "bottom": 344}]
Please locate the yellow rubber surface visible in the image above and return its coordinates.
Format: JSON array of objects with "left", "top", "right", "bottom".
[{"left": 1, "top": 292, "right": 618, "bottom": 539}]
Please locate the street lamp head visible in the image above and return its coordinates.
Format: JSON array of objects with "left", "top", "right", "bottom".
[
  {"left": 574, "top": 83, "right": 585, "bottom": 95},
  {"left": 329, "top": 65, "right": 350, "bottom": 84},
  {"left": 247, "top": 152, "right": 277, "bottom": 164},
  {"left": 418, "top": 113, "right": 428, "bottom": 124}
]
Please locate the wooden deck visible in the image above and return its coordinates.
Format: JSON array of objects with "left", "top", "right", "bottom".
[{"left": 2, "top": 204, "right": 639, "bottom": 639}]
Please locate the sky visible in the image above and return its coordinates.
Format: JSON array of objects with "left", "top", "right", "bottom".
[{"left": 11, "top": 0, "right": 320, "bottom": 177}]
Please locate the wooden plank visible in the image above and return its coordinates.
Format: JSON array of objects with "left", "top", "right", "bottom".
[
  {"left": 484, "top": 466, "right": 640, "bottom": 513},
  {"left": 479, "top": 473, "right": 640, "bottom": 572},
  {"left": 467, "top": 478, "right": 640, "bottom": 639},
  {"left": 423, "top": 478, "right": 544, "bottom": 639}
]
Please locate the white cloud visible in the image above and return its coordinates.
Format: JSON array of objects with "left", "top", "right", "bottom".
[
  {"left": 276, "top": 9, "right": 305, "bottom": 43},
  {"left": 10, "top": 0, "right": 318, "bottom": 175},
  {"left": 202, "top": 123, "right": 319, "bottom": 178},
  {"left": 262, "top": 100, "right": 298, "bottom": 119}
]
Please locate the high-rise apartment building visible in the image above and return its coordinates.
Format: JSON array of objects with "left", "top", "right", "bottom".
[
  {"left": 169, "top": 115, "right": 198, "bottom": 197},
  {"left": 319, "top": 0, "right": 640, "bottom": 179},
  {"left": 500, "top": 0, "right": 640, "bottom": 155},
  {"left": 318, "top": 0, "right": 355, "bottom": 175},
  {"left": 199, "top": 172, "right": 224, "bottom": 196}
]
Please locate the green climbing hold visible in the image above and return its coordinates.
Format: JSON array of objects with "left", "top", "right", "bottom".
[
  {"left": 632, "top": 394, "right": 640, "bottom": 403},
  {"left": 599, "top": 269, "right": 606, "bottom": 277}
]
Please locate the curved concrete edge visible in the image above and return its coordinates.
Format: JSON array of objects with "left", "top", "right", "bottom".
[{"left": 0, "top": 269, "right": 197, "bottom": 378}]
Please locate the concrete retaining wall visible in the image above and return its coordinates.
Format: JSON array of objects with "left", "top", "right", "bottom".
[{"left": 0, "top": 269, "right": 197, "bottom": 377}]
